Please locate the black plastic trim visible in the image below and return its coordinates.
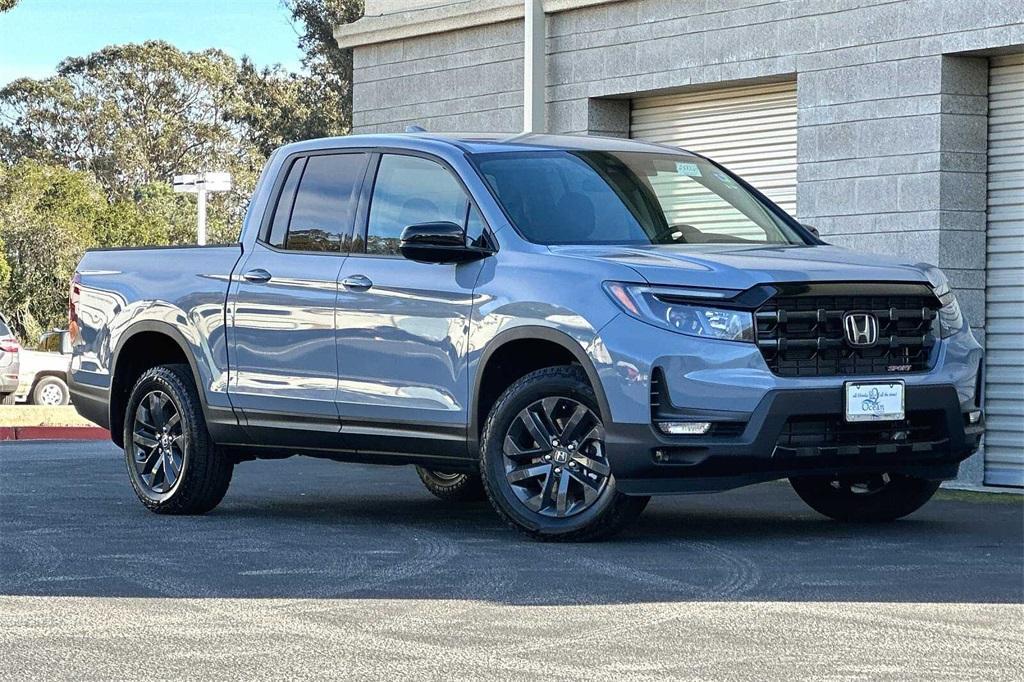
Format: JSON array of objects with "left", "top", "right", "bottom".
[
  {"left": 606, "top": 384, "right": 981, "bottom": 495},
  {"left": 469, "top": 326, "right": 612, "bottom": 455}
]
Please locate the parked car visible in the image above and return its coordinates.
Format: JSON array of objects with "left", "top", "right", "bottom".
[
  {"left": 68, "top": 133, "right": 985, "bottom": 541},
  {"left": 0, "top": 313, "right": 21, "bottom": 405},
  {"left": 11, "top": 330, "right": 72, "bottom": 406}
]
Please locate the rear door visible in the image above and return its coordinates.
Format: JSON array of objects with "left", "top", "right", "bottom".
[{"left": 229, "top": 151, "right": 369, "bottom": 446}]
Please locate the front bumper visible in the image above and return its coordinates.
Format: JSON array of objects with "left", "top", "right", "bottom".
[{"left": 606, "top": 384, "right": 983, "bottom": 495}]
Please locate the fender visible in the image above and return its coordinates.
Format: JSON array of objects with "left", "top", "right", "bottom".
[
  {"left": 110, "top": 319, "right": 241, "bottom": 444},
  {"left": 468, "top": 325, "right": 613, "bottom": 454}
]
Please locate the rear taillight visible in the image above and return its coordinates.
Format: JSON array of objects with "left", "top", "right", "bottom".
[
  {"left": 69, "top": 272, "right": 81, "bottom": 339},
  {"left": 0, "top": 338, "right": 19, "bottom": 354}
]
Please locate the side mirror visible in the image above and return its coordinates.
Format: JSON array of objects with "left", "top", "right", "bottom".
[
  {"left": 59, "top": 330, "right": 72, "bottom": 355},
  {"left": 801, "top": 223, "right": 821, "bottom": 238},
  {"left": 399, "top": 222, "right": 493, "bottom": 264}
]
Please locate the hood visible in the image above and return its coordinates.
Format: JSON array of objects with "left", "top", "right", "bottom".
[{"left": 548, "top": 243, "right": 939, "bottom": 291}]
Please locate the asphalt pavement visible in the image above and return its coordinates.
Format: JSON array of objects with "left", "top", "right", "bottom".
[{"left": 1, "top": 440, "right": 1021, "bottom": 680}]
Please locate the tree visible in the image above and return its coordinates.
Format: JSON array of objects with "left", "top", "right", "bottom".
[
  {"left": 0, "top": 4, "right": 366, "bottom": 335},
  {"left": 0, "top": 160, "right": 104, "bottom": 337},
  {"left": 226, "top": 2, "right": 364, "bottom": 156},
  {"left": 284, "top": 0, "right": 364, "bottom": 128},
  {"left": 0, "top": 235, "right": 10, "bottom": 292},
  {"left": 0, "top": 41, "right": 262, "bottom": 229}
]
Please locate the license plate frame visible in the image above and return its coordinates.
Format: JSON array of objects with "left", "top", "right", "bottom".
[{"left": 844, "top": 381, "right": 905, "bottom": 422}]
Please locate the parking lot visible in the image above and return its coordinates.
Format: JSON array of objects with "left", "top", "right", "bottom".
[{"left": 1, "top": 440, "right": 1021, "bottom": 680}]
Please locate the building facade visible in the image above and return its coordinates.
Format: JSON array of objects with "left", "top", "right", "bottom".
[{"left": 336, "top": 0, "right": 1024, "bottom": 488}]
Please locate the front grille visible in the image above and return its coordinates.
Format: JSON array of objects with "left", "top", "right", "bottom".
[
  {"left": 775, "top": 411, "right": 948, "bottom": 458},
  {"left": 755, "top": 283, "right": 939, "bottom": 377}
]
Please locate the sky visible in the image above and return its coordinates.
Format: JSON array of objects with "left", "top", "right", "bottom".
[{"left": 0, "top": 0, "right": 307, "bottom": 87}]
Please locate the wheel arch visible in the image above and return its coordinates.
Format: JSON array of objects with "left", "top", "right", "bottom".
[
  {"left": 470, "top": 326, "right": 611, "bottom": 452},
  {"left": 109, "top": 321, "right": 206, "bottom": 448},
  {"left": 29, "top": 369, "right": 69, "bottom": 387}
]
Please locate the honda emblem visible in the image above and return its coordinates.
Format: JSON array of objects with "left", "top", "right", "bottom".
[{"left": 843, "top": 312, "right": 879, "bottom": 347}]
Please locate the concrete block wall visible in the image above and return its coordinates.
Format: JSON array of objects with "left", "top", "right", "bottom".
[{"left": 353, "top": 20, "right": 525, "bottom": 133}]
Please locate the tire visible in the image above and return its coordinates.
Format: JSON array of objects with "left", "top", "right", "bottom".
[
  {"left": 416, "top": 467, "right": 486, "bottom": 502},
  {"left": 790, "top": 473, "right": 941, "bottom": 522},
  {"left": 479, "top": 365, "right": 649, "bottom": 542},
  {"left": 31, "top": 376, "right": 70, "bottom": 406},
  {"left": 122, "top": 364, "right": 233, "bottom": 515},
  {"left": 0, "top": 393, "right": 14, "bottom": 405}
]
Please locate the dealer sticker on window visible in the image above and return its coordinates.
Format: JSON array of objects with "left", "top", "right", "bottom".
[
  {"left": 845, "top": 382, "right": 905, "bottom": 422},
  {"left": 675, "top": 161, "right": 702, "bottom": 177}
]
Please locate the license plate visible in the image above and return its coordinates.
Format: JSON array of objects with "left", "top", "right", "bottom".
[{"left": 845, "top": 382, "right": 905, "bottom": 422}]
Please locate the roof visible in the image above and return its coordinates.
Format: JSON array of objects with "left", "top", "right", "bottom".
[
  {"left": 334, "top": 0, "right": 620, "bottom": 49},
  {"left": 276, "top": 132, "right": 695, "bottom": 157}
]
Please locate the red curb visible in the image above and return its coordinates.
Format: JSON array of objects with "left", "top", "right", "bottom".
[{"left": 0, "top": 426, "right": 110, "bottom": 441}]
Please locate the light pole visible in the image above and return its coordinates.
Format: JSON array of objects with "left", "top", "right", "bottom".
[
  {"left": 524, "top": 0, "right": 545, "bottom": 133},
  {"left": 172, "top": 172, "right": 232, "bottom": 245}
]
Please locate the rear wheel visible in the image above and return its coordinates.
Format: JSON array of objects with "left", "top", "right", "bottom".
[
  {"left": 480, "top": 365, "right": 648, "bottom": 541},
  {"left": 790, "top": 472, "right": 941, "bottom": 522},
  {"left": 123, "top": 364, "right": 233, "bottom": 514},
  {"left": 416, "top": 467, "right": 485, "bottom": 502}
]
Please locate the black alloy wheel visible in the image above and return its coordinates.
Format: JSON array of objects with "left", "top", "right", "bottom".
[
  {"left": 131, "top": 390, "right": 185, "bottom": 497},
  {"left": 480, "top": 365, "right": 649, "bottom": 541},
  {"left": 122, "top": 364, "right": 233, "bottom": 514},
  {"left": 502, "top": 396, "right": 610, "bottom": 518}
]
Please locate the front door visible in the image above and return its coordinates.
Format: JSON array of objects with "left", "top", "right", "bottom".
[
  {"left": 229, "top": 151, "right": 369, "bottom": 446},
  {"left": 333, "top": 153, "right": 487, "bottom": 457}
]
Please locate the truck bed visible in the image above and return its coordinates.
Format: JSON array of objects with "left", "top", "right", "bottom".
[{"left": 70, "top": 244, "right": 244, "bottom": 429}]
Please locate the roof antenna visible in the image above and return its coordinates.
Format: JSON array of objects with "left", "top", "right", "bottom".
[{"left": 405, "top": 125, "right": 427, "bottom": 133}]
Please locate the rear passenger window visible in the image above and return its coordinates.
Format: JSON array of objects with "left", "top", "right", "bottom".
[
  {"left": 265, "top": 153, "right": 367, "bottom": 252},
  {"left": 365, "top": 155, "right": 471, "bottom": 256}
]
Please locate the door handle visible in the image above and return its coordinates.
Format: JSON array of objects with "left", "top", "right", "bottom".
[
  {"left": 341, "top": 274, "right": 373, "bottom": 290},
  {"left": 242, "top": 268, "right": 272, "bottom": 283}
]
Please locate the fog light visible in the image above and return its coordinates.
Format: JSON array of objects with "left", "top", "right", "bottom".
[
  {"left": 657, "top": 421, "right": 712, "bottom": 435},
  {"left": 967, "top": 410, "right": 982, "bottom": 424}
]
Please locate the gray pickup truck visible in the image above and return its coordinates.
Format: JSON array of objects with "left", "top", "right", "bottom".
[{"left": 69, "top": 133, "right": 985, "bottom": 540}]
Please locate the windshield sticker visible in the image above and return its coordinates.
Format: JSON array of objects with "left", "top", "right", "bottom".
[
  {"left": 675, "top": 162, "right": 702, "bottom": 177},
  {"left": 713, "top": 170, "right": 738, "bottom": 188}
]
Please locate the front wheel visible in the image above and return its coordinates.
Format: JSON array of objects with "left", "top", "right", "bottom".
[
  {"left": 790, "top": 473, "right": 941, "bottom": 522},
  {"left": 123, "top": 364, "right": 233, "bottom": 515},
  {"left": 480, "top": 365, "right": 648, "bottom": 542}
]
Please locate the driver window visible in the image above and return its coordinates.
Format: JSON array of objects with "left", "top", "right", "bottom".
[{"left": 366, "top": 154, "right": 470, "bottom": 256}]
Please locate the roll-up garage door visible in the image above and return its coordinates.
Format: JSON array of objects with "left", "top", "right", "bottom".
[
  {"left": 984, "top": 53, "right": 1024, "bottom": 488},
  {"left": 630, "top": 81, "right": 798, "bottom": 220}
]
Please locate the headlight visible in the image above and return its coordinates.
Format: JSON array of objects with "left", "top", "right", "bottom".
[
  {"left": 604, "top": 282, "right": 754, "bottom": 342},
  {"left": 935, "top": 285, "right": 964, "bottom": 338}
]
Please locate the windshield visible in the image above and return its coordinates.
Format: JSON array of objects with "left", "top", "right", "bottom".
[{"left": 474, "top": 150, "right": 804, "bottom": 246}]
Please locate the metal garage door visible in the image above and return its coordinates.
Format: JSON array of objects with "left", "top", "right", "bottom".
[
  {"left": 985, "top": 53, "right": 1024, "bottom": 488},
  {"left": 630, "top": 81, "right": 798, "bottom": 217}
]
